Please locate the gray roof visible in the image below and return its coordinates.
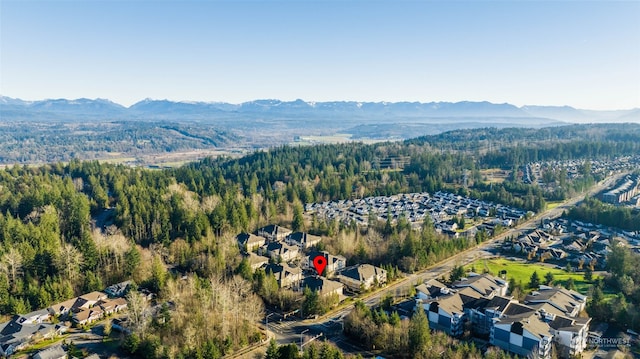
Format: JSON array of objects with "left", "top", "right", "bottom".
[
  {"left": 33, "top": 345, "right": 66, "bottom": 359},
  {"left": 502, "top": 302, "right": 536, "bottom": 317},
  {"left": 524, "top": 287, "right": 586, "bottom": 316},
  {"left": 427, "top": 293, "right": 464, "bottom": 316},
  {"left": 483, "top": 295, "right": 514, "bottom": 312},
  {"left": 452, "top": 273, "right": 507, "bottom": 296},
  {"left": 300, "top": 276, "right": 343, "bottom": 295},
  {"left": 237, "top": 233, "right": 265, "bottom": 247},
  {"left": 338, "top": 264, "right": 386, "bottom": 282},
  {"left": 307, "top": 250, "right": 346, "bottom": 266}
]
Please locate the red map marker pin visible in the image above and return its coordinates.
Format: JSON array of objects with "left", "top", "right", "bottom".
[{"left": 312, "top": 255, "right": 327, "bottom": 276}]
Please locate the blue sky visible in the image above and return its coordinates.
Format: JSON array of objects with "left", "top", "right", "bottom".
[{"left": 1, "top": 1, "right": 639, "bottom": 110}]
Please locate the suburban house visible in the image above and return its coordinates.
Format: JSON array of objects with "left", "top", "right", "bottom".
[
  {"left": 21, "top": 309, "right": 51, "bottom": 324},
  {"left": 97, "top": 297, "right": 128, "bottom": 315},
  {"left": 299, "top": 276, "right": 344, "bottom": 298},
  {"left": 305, "top": 251, "right": 346, "bottom": 276},
  {"left": 336, "top": 264, "right": 387, "bottom": 292},
  {"left": 48, "top": 297, "right": 78, "bottom": 317},
  {"left": 48, "top": 291, "right": 110, "bottom": 326},
  {"left": 452, "top": 273, "right": 509, "bottom": 298},
  {"left": 286, "top": 232, "right": 322, "bottom": 249},
  {"left": 527, "top": 229, "right": 554, "bottom": 246},
  {"left": 264, "top": 263, "right": 303, "bottom": 288},
  {"left": 256, "top": 224, "right": 292, "bottom": 242},
  {"left": 74, "top": 291, "right": 109, "bottom": 310},
  {"left": 260, "top": 241, "right": 300, "bottom": 262},
  {"left": 111, "top": 318, "right": 131, "bottom": 334},
  {"left": 105, "top": 280, "right": 132, "bottom": 298},
  {"left": 245, "top": 252, "right": 270, "bottom": 270},
  {"left": 237, "top": 232, "right": 267, "bottom": 252},
  {"left": 33, "top": 344, "right": 66, "bottom": 359},
  {"left": 72, "top": 307, "right": 104, "bottom": 326},
  {"left": 0, "top": 315, "right": 68, "bottom": 357}
]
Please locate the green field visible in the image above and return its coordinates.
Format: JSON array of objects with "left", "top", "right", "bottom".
[
  {"left": 546, "top": 200, "right": 564, "bottom": 210},
  {"left": 466, "top": 258, "right": 596, "bottom": 294}
]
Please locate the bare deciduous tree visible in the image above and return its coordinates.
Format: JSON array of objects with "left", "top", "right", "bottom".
[
  {"left": 0, "top": 248, "right": 23, "bottom": 285},
  {"left": 54, "top": 243, "right": 83, "bottom": 282},
  {"left": 126, "top": 290, "right": 150, "bottom": 337}
]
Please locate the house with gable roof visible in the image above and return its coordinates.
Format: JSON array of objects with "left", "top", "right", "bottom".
[
  {"left": 256, "top": 224, "right": 292, "bottom": 242},
  {"left": 260, "top": 241, "right": 300, "bottom": 262},
  {"left": 299, "top": 276, "right": 344, "bottom": 298},
  {"left": 336, "top": 264, "right": 387, "bottom": 292},
  {"left": 0, "top": 315, "right": 67, "bottom": 357},
  {"left": 264, "top": 263, "right": 303, "bottom": 288},
  {"left": 286, "top": 232, "right": 322, "bottom": 249},
  {"left": 237, "top": 232, "right": 266, "bottom": 252},
  {"left": 245, "top": 252, "right": 270, "bottom": 270},
  {"left": 305, "top": 250, "right": 346, "bottom": 276},
  {"left": 32, "top": 344, "right": 66, "bottom": 359}
]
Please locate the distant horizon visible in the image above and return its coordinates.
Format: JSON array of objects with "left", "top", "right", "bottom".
[
  {"left": 2, "top": 95, "right": 638, "bottom": 112},
  {"left": 1, "top": 1, "right": 638, "bottom": 111}
]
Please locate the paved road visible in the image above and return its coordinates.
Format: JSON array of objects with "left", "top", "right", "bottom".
[{"left": 260, "top": 173, "right": 626, "bottom": 354}]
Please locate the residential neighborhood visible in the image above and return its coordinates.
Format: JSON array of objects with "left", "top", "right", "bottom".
[
  {"left": 505, "top": 217, "right": 640, "bottom": 270},
  {"left": 602, "top": 173, "right": 640, "bottom": 205},
  {"left": 0, "top": 283, "right": 132, "bottom": 358},
  {"left": 238, "top": 225, "right": 389, "bottom": 308},
  {"left": 306, "top": 190, "right": 528, "bottom": 235},
  {"left": 522, "top": 156, "right": 640, "bottom": 189}
]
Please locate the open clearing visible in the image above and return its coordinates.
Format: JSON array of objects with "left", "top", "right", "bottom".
[
  {"left": 546, "top": 200, "right": 564, "bottom": 210},
  {"left": 465, "top": 258, "right": 597, "bottom": 294},
  {"left": 480, "top": 168, "right": 509, "bottom": 184}
]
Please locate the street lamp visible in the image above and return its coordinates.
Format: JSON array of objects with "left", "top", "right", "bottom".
[{"left": 300, "top": 329, "right": 309, "bottom": 351}]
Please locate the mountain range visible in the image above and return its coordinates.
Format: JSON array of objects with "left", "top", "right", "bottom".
[{"left": 1, "top": 96, "right": 637, "bottom": 124}]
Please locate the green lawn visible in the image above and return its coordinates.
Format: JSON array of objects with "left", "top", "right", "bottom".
[
  {"left": 465, "top": 258, "right": 596, "bottom": 295},
  {"left": 546, "top": 200, "right": 563, "bottom": 210}
]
